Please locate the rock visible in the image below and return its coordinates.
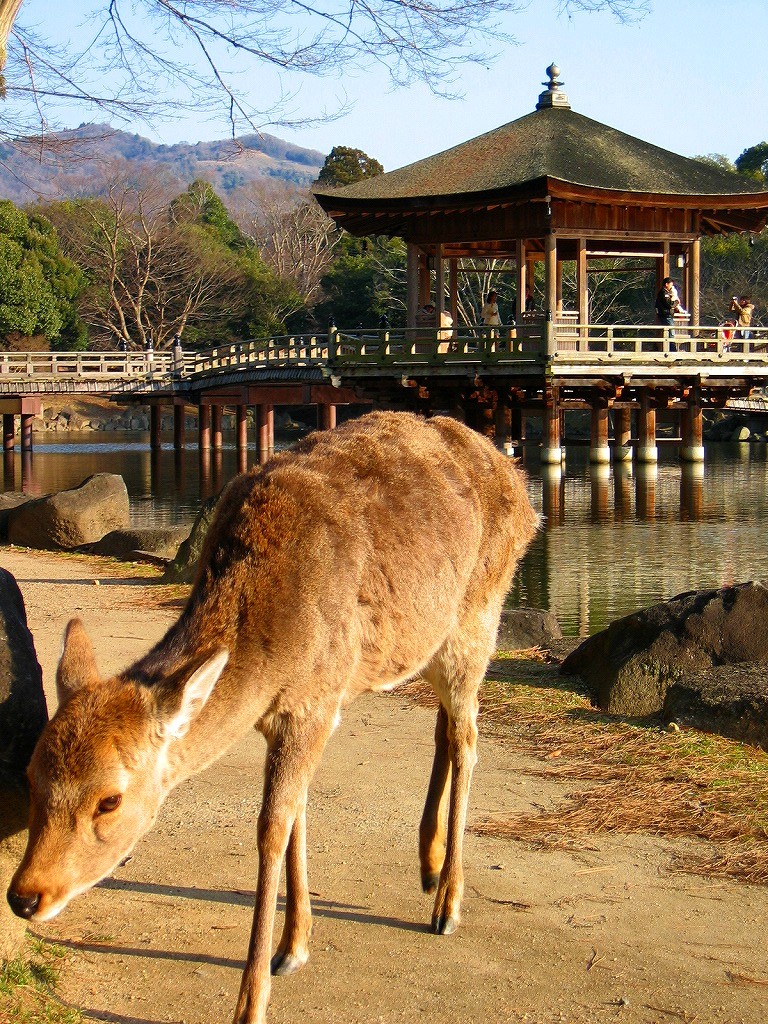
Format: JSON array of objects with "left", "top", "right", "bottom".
[
  {"left": 0, "top": 493, "right": 33, "bottom": 541},
  {"left": 7, "top": 474, "right": 130, "bottom": 550},
  {"left": 561, "top": 581, "right": 768, "bottom": 716},
  {"left": 162, "top": 493, "right": 222, "bottom": 583},
  {"left": 663, "top": 664, "right": 768, "bottom": 750},
  {"left": 0, "top": 569, "right": 48, "bottom": 962},
  {"left": 86, "top": 525, "right": 191, "bottom": 560},
  {"left": 496, "top": 607, "right": 563, "bottom": 651}
]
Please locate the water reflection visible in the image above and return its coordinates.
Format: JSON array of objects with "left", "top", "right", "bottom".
[{"left": 4, "top": 432, "right": 768, "bottom": 638}]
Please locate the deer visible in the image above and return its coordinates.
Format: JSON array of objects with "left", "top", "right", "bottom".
[{"left": 8, "top": 410, "right": 538, "bottom": 1024}]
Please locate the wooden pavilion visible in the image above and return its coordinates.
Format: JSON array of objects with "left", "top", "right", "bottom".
[{"left": 314, "top": 64, "right": 768, "bottom": 339}]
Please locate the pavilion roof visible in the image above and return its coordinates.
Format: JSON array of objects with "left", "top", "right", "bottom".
[{"left": 313, "top": 105, "right": 766, "bottom": 209}]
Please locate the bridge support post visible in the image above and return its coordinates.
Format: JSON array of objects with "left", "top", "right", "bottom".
[
  {"left": 613, "top": 407, "right": 633, "bottom": 462},
  {"left": 20, "top": 415, "right": 33, "bottom": 453},
  {"left": 319, "top": 403, "right": 337, "bottom": 431},
  {"left": 3, "top": 414, "right": 14, "bottom": 452},
  {"left": 174, "top": 403, "right": 186, "bottom": 450},
  {"left": 637, "top": 390, "right": 658, "bottom": 463},
  {"left": 256, "top": 404, "right": 274, "bottom": 465},
  {"left": 199, "top": 404, "right": 211, "bottom": 452},
  {"left": 150, "top": 405, "right": 162, "bottom": 450},
  {"left": 541, "top": 392, "right": 562, "bottom": 464},
  {"left": 589, "top": 403, "right": 611, "bottom": 464},
  {"left": 212, "top": 405, "right": 223, "bottom": 450},
  {"left": 680, "top": 392, "right": 704, "bottom": 462},
  {"left": 495, "top": 395, "right": 513, "bottom": 454}
]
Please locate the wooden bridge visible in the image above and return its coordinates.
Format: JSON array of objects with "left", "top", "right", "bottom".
[{"left": 2, "top": 322, "right": 768, "bottom": 463}]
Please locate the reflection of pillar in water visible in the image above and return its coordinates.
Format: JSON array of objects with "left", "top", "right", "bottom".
[
  {"left": 680, "top": 461, "right": 704, "bottom": 520},
  {"left": 613, "top": 406, "right": 633, "bottom": 463},
  {"left": 20, "top": 451, "right": 32, "bottom": 493},
  {"left": 3, "top": 450, "right": 14, "bottom": 490},
  {"left": 541, "top": 464, "right": 563, "bottom": 527},
  {"left": 613, "top": 461, "right": 634, "bottom": 518},
  {"left": 199, "top": 404, "right": 211, "bottom": 452},
  {"left": 150, "top": 445, "right": 162, "bottom": 495},
  {"left": 495, "top": 395, "right": 512, "bottom": 453},
  {"left": 174, "top": 445, "right": 186, "bottom": 492},
  {"left": 174, "top": 403, "right": 186, "bottom": 450},
  {"left": 636, "top": 462, "right": 658, "bottom": 519},
  {"left": 237, "top": 444, "right": 248, "bottom": 475},
  {"left": 150, "top": 405, "right": 162, "bottom": 450},
  {"left": 236, "top": 404, "right": 248, "bottom": 453},
  {"left": 199, "top": 447, "right": 212, "bottom": 500},
  {"left": 589, "top": 462, "right": 610, "bottom": 520},
  {"left": 212, "top": 448, "right": 223, "bottom": 492}
]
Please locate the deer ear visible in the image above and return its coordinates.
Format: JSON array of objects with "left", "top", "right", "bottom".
[
  {"left": 156, "top": 649, "right": 229, "bottom": 740},
  {"left": 57, "top": 618, "right": 100, "bottom": 704}
]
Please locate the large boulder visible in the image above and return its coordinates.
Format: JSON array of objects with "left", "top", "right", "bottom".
[
  {"left": 85, "top": 525, "right": 191, "bottom": 561},
  {"left": 663, "top": 664, "right": 768, "bottom": 750},
  {"left": 0, "top": 493, "right": 32, "bottom": 542},
  {"left": 7, "top": 474, "right": 130, "bottom": 550},
  {"left": 0, "top": 569, "right": 48, "bottom": 962},
  {"left": 496, "top": 607, "right": 563, "bottom": 651},
  {"left": 561, "top": 582, "right": 768, "bottom": 716}
]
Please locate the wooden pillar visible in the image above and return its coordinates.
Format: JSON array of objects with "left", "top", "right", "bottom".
[
  {"left": 516, "top": 240, "right": 526, "bottom": 321},
  {"left": 449, "top": 258, "right": 459, "bottom": 328},
  {"left": 681, "top": 387, "right": 704, "bottom": 462},
  {"left": 435, "top": 243, "right": 445, "bottom": 314},
  {"left": 3, "top": 414, "right": 14, "bottom": 452},
  {"left": 613, "top": 407, "right": 633, "bottom": 463},
  {"left": 173, "top": 403, "right": 185, "bottom": 450},
  {"left": 407, "top": 243, "right": 420, "bottom": 328},
  {"left": 589, "top": 403, "right": 610, "bottom": 464},
  {"left": 320, "top": 403, "right": 337, "bottom": 431},
  {"left": 638, "top": 389, "right": 658, "bottom": 463},
  {"left": 150, "top": 405, "right": 162, "bottom": 450},
  {"left": 419, "top": 250, "right": 430, "bottom": 306},
  {"left": 541, "top": 389, "right": 562, "bottom": 464},
  {"left": 494, "top": 395, "right": 513, "bottom": 453},
  {"left": 236, "top": 404, "right": 248, "bottom": 451},
  {"left": 511, "top": 404, "right": 524, "bottom": 444},
  {"left": 212, "top": 405, "right": 223, "bottom": 450},
  {"left": 690, "top": 237, "right": 701, "bottom": 327},
  {"left": 577, "top": 237, "right": 588, "bottom": 334},
  {"left": 545, "top": 234, "right": 557, "bottom": 358},
  {"left": 256, "top": 403, "right": 274, "bottom": 465},
  {"left": 198, "top": 403, "right": 211, "bottom": 452}
]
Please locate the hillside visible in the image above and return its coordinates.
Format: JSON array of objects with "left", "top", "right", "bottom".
[{"left": 0, "top": 124, "right": 326, "bottom": 205}]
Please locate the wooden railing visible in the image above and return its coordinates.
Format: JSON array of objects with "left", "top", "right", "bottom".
[{"left": 0, "top": 350, "right": 198, "bottom": 376}]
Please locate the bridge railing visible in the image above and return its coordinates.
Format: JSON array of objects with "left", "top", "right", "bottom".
[
  {"left": 0, "top": 350, "right": 180, "bottom": 376},
  {"left": 550, "top": 323, "right": 768, "bottom": 362}
]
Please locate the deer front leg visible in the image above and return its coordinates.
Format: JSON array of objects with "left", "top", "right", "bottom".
[
  {"left": 233, "top": 715, "right": 332, "bottom": 1024},
  {"left": 419, "top": 704, "right": 451, "bottom": 894},
  {"left": 431, "top": 696, "right": 479, "bottom": 936}
]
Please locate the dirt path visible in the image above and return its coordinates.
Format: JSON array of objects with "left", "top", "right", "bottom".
[{"left": 4, "top": 546, "right": 768, "bottom": 1024}]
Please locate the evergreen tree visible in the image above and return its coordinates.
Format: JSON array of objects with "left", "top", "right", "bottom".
[{"left": 316, "top": 147, "right": 384, "bottom": 187}]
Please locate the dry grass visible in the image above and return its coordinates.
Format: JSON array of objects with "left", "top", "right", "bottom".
[{"left": 402, "top": 649, "right": 768, "bottom": 886}]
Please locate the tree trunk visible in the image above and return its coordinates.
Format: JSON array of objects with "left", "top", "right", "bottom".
[{"left": 0, "top": 0, "right": 23, "bottom": 78}]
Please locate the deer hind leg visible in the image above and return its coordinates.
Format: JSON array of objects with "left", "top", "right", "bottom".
[
  {"left": 271, "top": 795, "right": 310, "bottom": 976},
  {"left": 233, "top": 711, "right": 336, "bottom": 1024},
  {"left": 419, "top": 614, "right": 496, "bottom": 936}
]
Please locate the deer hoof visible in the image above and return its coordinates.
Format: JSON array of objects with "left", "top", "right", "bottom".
[
  {"left": 431, "top": 913, "right": 458, "bottom": 936},
  {"left": 271, "top": 951, "right": 307, "bottom": 976}
]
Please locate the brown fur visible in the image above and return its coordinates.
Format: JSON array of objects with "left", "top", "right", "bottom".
[{"left": 9, "top": 411, "right": 538, "bottom": 1024}]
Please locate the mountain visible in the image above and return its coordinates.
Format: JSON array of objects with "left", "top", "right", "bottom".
[{"left": 0, "top": 124, "right": 326, "bottom": 205}]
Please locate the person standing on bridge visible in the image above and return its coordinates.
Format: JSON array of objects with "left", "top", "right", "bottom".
[{"left": 731, "top": 295, "right": 755, "bottom": 342}]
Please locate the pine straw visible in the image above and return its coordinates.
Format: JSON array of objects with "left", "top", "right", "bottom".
[{"left": 398, "top": 649, "right": 768, "bottom": 886}]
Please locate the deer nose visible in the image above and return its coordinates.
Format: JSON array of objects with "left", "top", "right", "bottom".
[{"left": 7, "top": 889, "right": 41, "bottom": 919}]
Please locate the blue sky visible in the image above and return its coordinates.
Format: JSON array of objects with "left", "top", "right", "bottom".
[{"left": 19, "top": 0, "right": 768, "bottom": 171}]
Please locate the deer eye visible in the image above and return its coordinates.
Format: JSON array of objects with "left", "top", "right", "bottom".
[{"left": 96, "top": 795, "right": 122, "bottom": 815}]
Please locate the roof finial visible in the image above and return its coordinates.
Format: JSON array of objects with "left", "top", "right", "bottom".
[{"left": 536, "top": 62, "right": 571, "bottom": 110}]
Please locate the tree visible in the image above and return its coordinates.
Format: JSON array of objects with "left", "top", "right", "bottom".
[
  {"left": 314, "top": 233, "right": 407, "bottom": 327},
  {"left": 0, "top": 1, "right": 649, "bottom": 139},
  {"left": 42, "top": 169, "right": 300, "bottom": 349},
  {"left": 0, "top": 200, "right": 85, "bottom": 349},
  {"left": 317, "top": 148, "right": 384, "bottom": 187},
  {"left": 735, "top": 143, "right": 768, "bottom": 182}
]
